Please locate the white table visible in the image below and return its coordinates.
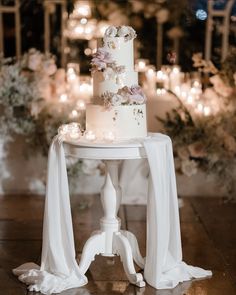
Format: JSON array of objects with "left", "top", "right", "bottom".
[{"left": 64, "top": 140, "right": 147, "bottom": 287}]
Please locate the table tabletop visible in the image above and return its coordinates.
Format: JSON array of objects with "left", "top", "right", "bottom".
[{"left": 63, "top": 138, "right": 147, "bottom": 160}]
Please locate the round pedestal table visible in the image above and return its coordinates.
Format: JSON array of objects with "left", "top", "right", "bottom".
[{"left": 64, "top": 139, "right": 147, "bottom": 288}]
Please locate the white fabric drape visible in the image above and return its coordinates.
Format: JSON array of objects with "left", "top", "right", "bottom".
[
  {"left": 13, "top": 133, "right": 211, "bottom": 294},
  {"left": 143, "top": 133, "right": 211, "bottom": 289},
  {"left": 13, "top": 137, "right": 87, "bottom": 294}
]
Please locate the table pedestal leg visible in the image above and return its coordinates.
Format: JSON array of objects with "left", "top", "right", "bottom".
[{"left": 78, "top": 160, "right": 145, "bottom": 288}]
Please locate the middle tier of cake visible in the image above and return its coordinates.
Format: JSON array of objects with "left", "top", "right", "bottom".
[
  {"left": 92, "top": 71, "right": 138, "bottom": 97},
  {"left": 86, "top": 104, "right": 147, "bottom": 140}
]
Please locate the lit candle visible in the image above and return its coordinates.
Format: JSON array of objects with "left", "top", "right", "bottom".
[
  {"left": 69, "top": 129, "right": 81, "bottom": 139},
  {"left": 58, "top": 124, "right": 69, "bottom": 136},
  {"left": 187, "top": 95, "right": 193, "bottom": 104},
  {"left": 203, "top": 106, "right": 211, "bottom": 116},
  {"left": 103, "top": 131, "right": 115, "bottom": 142},
  {"left": 169, "top": 66, "right": 181, "bottom": 92},
  {"left": 68, "top": 122, "right": 82, "bottom": 139},
  {"left": 74, "top": 1, "right": 91, "bottom": 18},
  {"left": 156, "top": 70, "right": 169, "bottom": 90},
  {"left": 78, "top": 77, "right": 93, "bottom": 101},
  {"left": 180, "top": 91, "right": 187, "bottom": 99},
  {"left": 59, "top": 93, "right": 68, "bottom": 103},
  {"left": 145, "top": 66, "right": 156, "bottom": 93},
  {"left": 70, "top": 109, "right": 79, "bottom": 119},
  {"left": 135, "top": 59, "right": 149, "bottom": 72},
  {"left": 80, "top": 17, "right": 87, "bottom": 25},
  {"left": 77, "top": 100, "right": 86, "bottom": 110},
  {"left": 84, "top": 130, "right": 96, "bottom": 141},
  {"left": 197, "top": 103, "right": 203, "bottom": 112},
  {"left": 156, "top": 88, "right": 166, "bottom": 96},
  {"left": 174, "top": 85, "right": 181, "bottom": 96}
]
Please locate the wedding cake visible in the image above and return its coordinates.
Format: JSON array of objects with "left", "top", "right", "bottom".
[{"left": 86, "top": 25, "right": 147, "bottom": 140}]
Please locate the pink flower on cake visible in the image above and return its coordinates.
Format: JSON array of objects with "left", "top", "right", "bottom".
[
  {"left": 130, "top": 85, "right": 143, "bottom": 95},
  {"left": 116, "top": 85, "right": 146, "bottom": 105},
  {"left": 91, "top": 48, "right": 115, "bottom": 71},
  {"left": 129, "top": 85, "right": 146, "bottom": 104}
]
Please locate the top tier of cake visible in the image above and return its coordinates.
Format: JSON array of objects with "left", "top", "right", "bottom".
[{"left": 97, "top": 36, "right": 134, "bottom": 70}]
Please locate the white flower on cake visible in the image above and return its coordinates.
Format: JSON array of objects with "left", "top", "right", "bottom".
[
  {"left": 102, "top": 85, "right": 146, "bottom": 106},
  {"left": 111, "top": 94, "right": 124, "bottom": 106},
  {"left": 91, "top": 48, "right": 126, "bottom": 84},
  {"left": 118, "top": 26, "right": 130, "bottom": 37},
  {"left": 105, "top": 26, "right": 117, "bottom": 37},
  {"left": 104, "top": 25, "right": 137, "bottom": 41}
]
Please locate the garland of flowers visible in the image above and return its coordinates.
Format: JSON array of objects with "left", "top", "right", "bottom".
[
  {"left": 0, "top": 49, "right": 100, "bottom": 187},
  {"left": 159, "top": 49, "right": 236, "bottom": 198}
]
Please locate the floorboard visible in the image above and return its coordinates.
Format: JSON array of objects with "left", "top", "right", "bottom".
[{"left": 0, "top": 195, "right": 235, "bottom": 294}]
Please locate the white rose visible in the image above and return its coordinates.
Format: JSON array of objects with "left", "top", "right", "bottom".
[
  {"left": 118, "top": 26, "right": 130, "bottom": 37},
  {"left": 105, "top": 26, "right": 117, "bottom": 37},
  {"left": 124, "top": 26, "right": 137, "bottom": 41},
  {"left": 111, "top": 94, "right": 123, "bottom": 106},
  {"left": 28, "top": 52, "right": 42, "bottom": 71},
  {"left": 43, "top": 59, "right": 57, "bottom": 76},
  {"left": 181, "top": 159, "right": 198, "bottom": 177}
]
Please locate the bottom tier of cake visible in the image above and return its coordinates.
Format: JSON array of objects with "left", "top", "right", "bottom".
[{"left": 86, "top": 104, "right": 147, "bottom": 140}]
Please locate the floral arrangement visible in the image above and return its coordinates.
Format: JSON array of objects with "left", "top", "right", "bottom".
[
  {"left": 0, "top": 49, "right": 100, "bottom": 189},
  {"left": 102, "top": 85, "right": 146, "bottom": 107},
  {"left": 91, "top": 47, "right": 125, "bottom": 82},
  {"left": 104, "top": 26, "right": 136, "bottom": 41},
  {"left": 91, "top": 48, "right": 115, "bottom": 72},
  {"left": 159, "top": 49, "right": 236, "bottom": 198}
]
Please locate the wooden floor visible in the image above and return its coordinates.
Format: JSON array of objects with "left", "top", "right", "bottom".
[{"left": 0, "top": 194, "right": 236, "bottom": 295}]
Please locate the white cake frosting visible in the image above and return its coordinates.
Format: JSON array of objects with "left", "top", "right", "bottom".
[
  {"left": 93, "top": 70, "right": 138, "bottom": 98},
  {"left": 86, "top": 104, "right": 147, "bottom": 140},
  {"left": 86, "top": 25, "right": 147, "bottom": 141}
]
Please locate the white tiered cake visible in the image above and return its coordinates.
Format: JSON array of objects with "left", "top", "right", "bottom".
[{"left": 86, "top": 25, "right": 147, "bottom": 140}]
